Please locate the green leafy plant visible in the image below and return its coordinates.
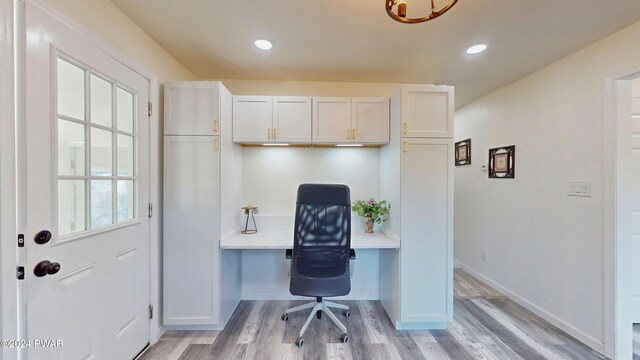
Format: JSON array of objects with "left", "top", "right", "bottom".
[{"left": 351, "top": 198, "right": 390, "bottom": 224}]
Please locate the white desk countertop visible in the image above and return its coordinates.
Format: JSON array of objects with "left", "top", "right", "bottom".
[{"left": 220, "top": 229, "right": 400, "bottom": 249}]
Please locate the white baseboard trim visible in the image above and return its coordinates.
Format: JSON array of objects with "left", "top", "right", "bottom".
[
  {"left": 241, "top": 291, "right": 379, "bottom": 301},
  {"left": 454, "top": 260, "right": 605, "bottom": 355}
]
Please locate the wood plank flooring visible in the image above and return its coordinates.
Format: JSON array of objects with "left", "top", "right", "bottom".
[
  {"left": 138, "top": 269, "right": 608, "bottom": 360},
  {"left": 634, "top": 324, "right": 639, "bottom": 360}
]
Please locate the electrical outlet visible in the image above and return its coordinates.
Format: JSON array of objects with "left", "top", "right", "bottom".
[{"left": 481, "top": 250, "right": 487, "bottom": 262}]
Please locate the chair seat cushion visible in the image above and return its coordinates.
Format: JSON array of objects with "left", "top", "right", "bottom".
[{"left": 290, "top": 259, "right": 351, "bottom": 297}]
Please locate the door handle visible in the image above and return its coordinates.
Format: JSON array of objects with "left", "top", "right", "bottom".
[
  {"left": 34, "top": 230, "right": 52, "bottom": 245},
  {"left": 34, "top": 260, "right": 61, "bottom": 277}
]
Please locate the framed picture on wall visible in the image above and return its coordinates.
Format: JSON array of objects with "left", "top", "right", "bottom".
[
  {"left": 488, "top": 145, "right": 515, "bottom": 178},
  {"left": 455, "top": 139, "right": 471, "bottom": 166}
]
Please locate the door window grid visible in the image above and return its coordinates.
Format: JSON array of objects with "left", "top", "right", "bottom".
[{"left": 56, "top": 56, "right": 137, "bottom": 236}]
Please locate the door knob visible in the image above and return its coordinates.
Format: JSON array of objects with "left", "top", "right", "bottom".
[
  {"left": 34, "top": 261, "right": 61, "bottom": 277},
  {"left": 34, "top": 230, "right": 52, "bottom": 245}
]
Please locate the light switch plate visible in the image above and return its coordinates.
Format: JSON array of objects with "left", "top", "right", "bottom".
[{"left": 568, "top": 181, "right": 591, "bottom": 197}]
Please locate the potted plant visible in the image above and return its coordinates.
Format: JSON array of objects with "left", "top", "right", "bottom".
[{"left": 351, "top": 198, "right": 390, "bottom": 233}]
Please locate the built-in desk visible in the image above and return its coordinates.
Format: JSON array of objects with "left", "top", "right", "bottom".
[{"left": 221, "top": 229, "right": 400, "bottom": 249}]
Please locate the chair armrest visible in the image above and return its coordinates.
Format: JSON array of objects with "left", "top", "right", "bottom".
[
  {"left": 285, "top": 249, "right": 293, "bottom": 259},
  {"left": 350, "top": 249, "right": 356, "bottom": 260}
]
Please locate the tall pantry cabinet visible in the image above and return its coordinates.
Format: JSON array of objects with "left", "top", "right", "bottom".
[
  {"left": 163, "top": 81, "right": 242, "bottom": 328},
  {"left": 380, "top": 85, "right": 454, "bottom": 328}
]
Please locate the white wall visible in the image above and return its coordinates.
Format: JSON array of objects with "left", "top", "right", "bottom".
[
  {"left": 454, "top": 20, "right": 640, "bottom": 353},
  {"left": 240, "top": 146, "right": 383, "bottom": 299},
  {"left": 632, "top": 78, "right": 640, "bottom": 319},
  {"left": 242, "top": 147, "right": 380, "bottom": 215}
]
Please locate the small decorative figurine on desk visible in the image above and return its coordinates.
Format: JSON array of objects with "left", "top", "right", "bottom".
[{"left": 241, "top": 205, "right": 258, "bottom": 234}]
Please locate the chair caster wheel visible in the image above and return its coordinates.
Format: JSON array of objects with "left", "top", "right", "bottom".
[
  {"left": 281, "top": 314, "right": 289, "bottom": 322},
  {"left": 295, "top": 337, "right": 304, "bottom": 347},
  {"left": 340, "top": 333, "right": 349, "bottom": 343},
  {"left": 343, "top": 310, "right": 350, "bottom": 318}
]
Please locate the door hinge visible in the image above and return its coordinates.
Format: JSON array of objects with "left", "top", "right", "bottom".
[
  {"left": 148, "top": 102, "right": 152, "bottom": 117},
  {"left": 17, "top": 234, "right": 24, "bottom": 248},
  {"left": 17, "top": 266, "right": 24, "bottom": 280},
  {"left": 148, "top": 203, "right": 153, "bottom": 218},
  {"left": 149, "top": 305, "right": 153, "bottom": 319}
]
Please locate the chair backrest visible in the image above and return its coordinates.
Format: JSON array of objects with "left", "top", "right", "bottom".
[{"left": 293, "top": 184, "right": 351, "bottom": 278}]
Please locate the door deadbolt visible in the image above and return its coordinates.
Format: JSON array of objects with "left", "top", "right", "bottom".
[
  {"left": 34, "top": 261, "right": 61, "bottom": 277},
  {"left": 34, "top": 230, "right": 52, "bottom": 245}
]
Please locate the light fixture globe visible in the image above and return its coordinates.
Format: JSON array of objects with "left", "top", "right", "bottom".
[{"left": 386, "top": 0, "right": 458, "bottom": 24}]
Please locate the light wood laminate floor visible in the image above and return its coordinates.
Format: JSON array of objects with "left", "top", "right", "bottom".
[
  {"left": 138, "top": 268, "right": 608, "bottom": 360},
  {"left": 634, "top": 324, "right": 639, "bottom": 360}
]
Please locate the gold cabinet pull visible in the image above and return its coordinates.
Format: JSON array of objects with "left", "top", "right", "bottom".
[
  {"left": 403, "top": 122, "right": 408, "bottom": 135},
  {"left": 403, "top": 141, "right": 408, "bottom": 153},
  {"left": 213, "top": 119, "right": 219, "bottom": 133},
  {"left": 268, "top": 128, "right": 271, "bottom": 141},
  {"left": 352, "top": 128, "right": 357, "bottom": 140},
  {"left": 273, "top": 128, "right": 277, "bottom": 141},
  {"left": 214, "top": 139, "right": 219, "bottom": 151}
]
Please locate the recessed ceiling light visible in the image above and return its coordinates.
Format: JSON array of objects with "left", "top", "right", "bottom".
[
  {"left": 466, "top": 44, "right": 487, "bottom": 55},
  {"left": 336, "top": 144, "right": 364, "bottom": 147},
  {"left": 262, "top": 143, "right": 288, "bottom": 146},
  {"left": 254, "top": 39, "right": 273, "bottom": 50}
]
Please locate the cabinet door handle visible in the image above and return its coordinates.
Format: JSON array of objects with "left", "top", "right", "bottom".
[
  {"left": 213, "top": 139, "right": 219, "bottom": 151},
  {"left": 213, "top": 119, "right": 219, "bottom": 133},
  {"left": 403, "top": 141, "right": 408, "bottom": 153},
  {"left": 273, "top": 128, "right": 276, "bottom": 141},
  {"left": 268, "top": 128, "right": 271, "bottom": 141},
  {"left": 403, "top": 122, "right": 408, "bottom": 135},
  {"left": 352, "top": 128, "right": 357, "bottom": 140}
]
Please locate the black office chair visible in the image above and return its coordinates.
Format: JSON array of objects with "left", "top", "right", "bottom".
[{"left": 281, "top": 184, "right": 356, "bottom": 347}]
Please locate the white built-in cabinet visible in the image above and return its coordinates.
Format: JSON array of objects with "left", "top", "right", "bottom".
[
  {"left": 311, "top": 97, "right": 351, "bottom": 143},
  {"left": 232, "top": 96, "right": 311, "bottom": 144},
  {"left": 164, "top": 82, "right": 221, "bottom": 136},
  {"left": 233, "top": 96, "right": 389, "bottom": 145},
  {"left": 380, "top": 85, "right": 454, "bottom": 328},
  {"left": 401, "top": 85, "right": 454, "bottom": 138},
  {"left": 351, "top": 97, "right": 390, "bottom": 143},
  {"left": 163, "top": 81, "right": 242, "bottom": 328},
  {"left": 312, "top": 97, "right": 390, "bottom": 144}
]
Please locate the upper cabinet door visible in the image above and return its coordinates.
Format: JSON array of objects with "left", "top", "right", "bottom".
[
  {"left": 312, "top": 97, "right": 351, "bottom": 143},
  {"left": 351, "top": 97, "right": 390, "bottom": 144},
  {"left": 232, "top": 96, "right": 273, "bottom": 143},
  {"left": 164, "top": 81, "right": 220, "bottom": 136},
  {"left": 273, "top": 97, "right": 312, "bottom": 144},
  {"left": 401, "top": 85, "right": 454, "bottom": 138}
]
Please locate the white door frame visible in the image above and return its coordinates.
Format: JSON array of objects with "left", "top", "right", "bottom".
[
  {"left": 604, "top": 65, "right": 640, "bottom": 360},
  {"left": 4, "top": 1, "right": 163, "bottom": 354},
  {"left": 1, "top": 0, "right": 18, "bottom": 359}
]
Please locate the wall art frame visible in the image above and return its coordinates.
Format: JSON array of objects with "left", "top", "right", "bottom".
[
  {"left": 455, "top": 139, "right": 471, "bottom": 166},
  {"left": 488, "top": 145, "right": 515, "bottom": 178}
]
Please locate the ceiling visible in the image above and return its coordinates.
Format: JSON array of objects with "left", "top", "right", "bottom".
[{"left": 111, "top": 0, "right": 640, "bottom": 107}]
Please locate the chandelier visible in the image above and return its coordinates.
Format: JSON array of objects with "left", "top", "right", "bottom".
[{"left": 386, "top": 0, "right": 458, "bottom": 24}]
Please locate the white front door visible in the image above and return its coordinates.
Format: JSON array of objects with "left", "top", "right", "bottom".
[{"left": 24, "top": 4, "right": 150, "bottom": 359}]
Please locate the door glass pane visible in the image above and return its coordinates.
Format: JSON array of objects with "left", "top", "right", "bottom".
[
  {"left": 117, "top": 135, "right": 134, "bottom": 176},
  {"left": 58, "top": 180, "right": 86, "bottom": 235},
  {"left": 58, "top": 120, "right": 85, "bottom": 176},
  {"left": 117, "top": 180, "right": 134, "bottom": 222},
  {"left": 91, "top": 128, "right": 112, "bottom": 176},
  {"left": 90, "top": 75, "right": 112, "bottom": 127},
  {"left": 91, "top": 180, "right": 113, "bottom": 228},
  {"left": 116, "top": 87, "right": 134, "bottom": 133},
  {"left": 57, "top": 58, "right": 85, "bottom": 120}
]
